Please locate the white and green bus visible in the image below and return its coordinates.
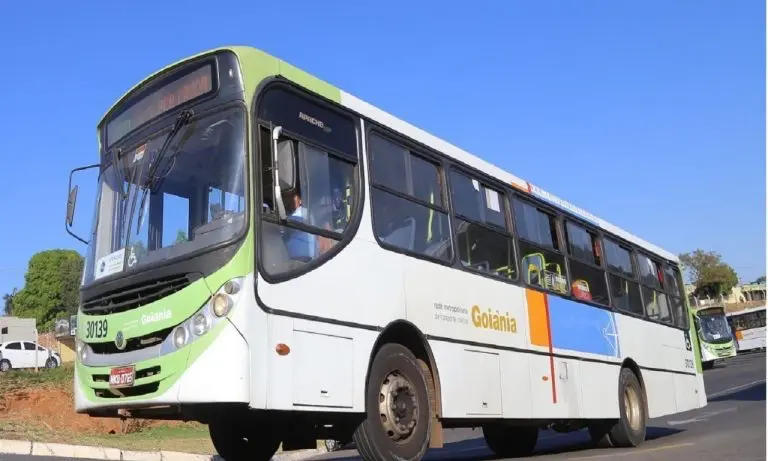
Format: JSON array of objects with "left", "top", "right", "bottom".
[
  {"left": 65, "top": 46, "right": 707, "bottom": 461},
  {"left": 692, "top": 305, "right": 737, "bottom": 369},
  {"left": 727, "top": 305, "right": 767, "bottom": 352}
]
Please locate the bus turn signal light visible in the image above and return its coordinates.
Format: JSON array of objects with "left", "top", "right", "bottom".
[{"left": 276, "top": 343, "right": 290, "bottom": 356}]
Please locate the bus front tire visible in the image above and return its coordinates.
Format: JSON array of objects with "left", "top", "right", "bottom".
[
  {"left": 353, "top": 343, "right": 431, "bottom": 461},
  {"left": 589, "top": 367, "right": 647, "bottom": 448},
  {"left": 482, "top": 424, "right": 538, "bottom": 458},
  {"left": 208, "top": 419, "right": 281, "bottom": 461}
]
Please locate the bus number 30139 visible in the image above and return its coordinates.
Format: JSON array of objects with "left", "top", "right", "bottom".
[{"left": 85, "top": 319, "right": 108, "bottom": 339}]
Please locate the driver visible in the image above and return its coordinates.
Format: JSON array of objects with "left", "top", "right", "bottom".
[{"left": 282, "top": 188, "right": 334, "bottom": 261}]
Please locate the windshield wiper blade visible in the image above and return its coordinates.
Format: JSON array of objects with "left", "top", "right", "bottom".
[
  {"left": 125, "top": 109, "right": 194, "bottom": 245},
  {"left": 107, "top": 147, "right": 128, "bottom": 199},
  {"left": 142, "top": 109, "right": 194, "bottom": 191}
]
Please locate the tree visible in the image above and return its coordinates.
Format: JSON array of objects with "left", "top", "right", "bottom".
[
  {"left": 11, "top": 249, "right": 84, "bottom": 330},
  {"left": 753, "top": 275, "right": 766, "bottom": 284},
  {"left": 175, "top": 230, "right": 188, "bottom": 244},
  {"left": 679, "top": 249, "right": 739, "bottom": 299},
  {"left": 2, "top": 289, "right": 16, "bottom": 316}
]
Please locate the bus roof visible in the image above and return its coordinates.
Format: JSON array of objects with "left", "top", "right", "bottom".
[{"left": 98, "top": 45, "right": 679, "bottom": 263}]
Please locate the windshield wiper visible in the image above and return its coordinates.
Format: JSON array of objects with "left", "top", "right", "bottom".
[
  {"left": 125, "top": 109, "right": 194, "bottom": 245},
  {"left": 107, "top": 147, "right": 128, "bottom": 200}
]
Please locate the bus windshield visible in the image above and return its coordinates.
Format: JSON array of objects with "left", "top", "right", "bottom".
[
  {"left": 698, "top": 310, "right": 733, "bottom": 343},
  {"left": 83, "top": 106, "right": 246, "bottom": 285}
]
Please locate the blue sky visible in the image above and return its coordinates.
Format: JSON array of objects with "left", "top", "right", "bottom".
[{"left": 0, "top": 1, "right": 764, "bottom": 307}]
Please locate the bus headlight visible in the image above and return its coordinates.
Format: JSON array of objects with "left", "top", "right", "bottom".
[
  {"left": 158, "top": 277, "right": 244, "bottom": 355},
  {"left": 173, "top": 326, "right": 188, "bottom": 348},
  {"left": 192, "top": 313, "right": 209, "bottom": 336},
  {"left": 76, "top": 339, "right": 88, "bottom": 362},
  {"left": 212, "top": 293, "right": 232, "bottom": 317}
]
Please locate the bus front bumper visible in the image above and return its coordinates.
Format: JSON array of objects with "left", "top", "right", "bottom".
[
  {"left": 701, "top": 342, "right": 736, "bottom": 362},
  {"left": 74, "top": 319, "right": 249, "bottom": 415}
]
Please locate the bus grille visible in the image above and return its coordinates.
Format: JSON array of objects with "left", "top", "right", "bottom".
[
  {"left": 91, "top": 366, "right": 162, "bottom": 399},
  {"left": 82, "top": 275, "right": 192, "bottom": 314},
  {"left": 90, "top": 327, "right": 173, "bottom": 354}
]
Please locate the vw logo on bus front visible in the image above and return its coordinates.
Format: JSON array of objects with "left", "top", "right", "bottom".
[{"left": 115, "top": 331, "right": 126, "bottom": 351}]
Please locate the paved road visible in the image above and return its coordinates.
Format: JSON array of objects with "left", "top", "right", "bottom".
[
  {"left": 314, "top": 351, "right": 767, "bottom": 461},
  {"left": 2, "top": 351, "right": 764, "bottom": 461}
]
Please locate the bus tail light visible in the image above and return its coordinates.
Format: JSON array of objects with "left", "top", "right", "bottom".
[{"left": 276, "top": 343, "right": 291, "bottom": 355}]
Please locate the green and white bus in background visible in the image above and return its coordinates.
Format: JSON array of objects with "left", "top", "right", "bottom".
[
  {"left": 727, "top": 305, "right": 767, "bottom": 352},
  {"left": 65, "top": 46, "right": 707, "bottom": 461},
  {"left": 692, "top": 305, "right": 737, "bottom": 369}
]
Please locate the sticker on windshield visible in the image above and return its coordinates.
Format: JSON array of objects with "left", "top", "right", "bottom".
[
  {"left": 127, "top": 246, "right": 138, "bottom": 268},
  {"left": 94, "top": 248, "right": 126, "bottom": 280}
]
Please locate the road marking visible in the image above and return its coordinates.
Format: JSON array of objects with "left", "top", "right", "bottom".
[
  {"left": 707, "top": 379, "right": 766, "bottom": 399},
  {"left": 667, "top": 406, "right": 737, "bottom": 426},
  {"left": 567, "top": 442, "right": 693, "bottom": 459}
]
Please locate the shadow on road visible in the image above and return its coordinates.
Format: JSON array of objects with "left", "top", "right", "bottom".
[
  {"left": 320, "top": 426, "right": 684, "bottom": 461},
  {"left": 710, "top": 381, "right": 766, "bottom": 403}
]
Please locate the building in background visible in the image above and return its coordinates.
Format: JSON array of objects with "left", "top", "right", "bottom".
[
  {"left": 686, "top": 282, "right": 767, "bottom": 312},
  {"left": 0, "top": 317, "right": 36, "bottom": 343},
  {"left": 46, "top": 314, "right": 77, "bottom": 363}
]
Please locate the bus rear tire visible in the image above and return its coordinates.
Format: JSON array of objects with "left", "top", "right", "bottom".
[
  {"left": 208, "top": 418, "right": 281, "bottom": 461},
  {"left": 482, "top": 424, "right": 538, "bottom": 458},
  {"left": 590, "top": 367, "right": 647, "bottom": 448},
  {"left": 353, "top": 343, "right": 431, "bottom": 461}
]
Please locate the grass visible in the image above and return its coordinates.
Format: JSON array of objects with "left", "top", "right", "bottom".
[
  {"left": 0, "top": 363, "right": 216, "bottom": 454},
  {"left": 0, "top": 362, "right": 75, "bottom": 394},
  {"left": 0, "top": 419, "right": 215, "bottom": 454},
  {"left": 0, "top": 363, "right": 324, "bottom": 455}
]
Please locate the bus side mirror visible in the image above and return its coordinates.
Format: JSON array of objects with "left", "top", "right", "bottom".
[
  {"left": 271, "top": 126, "right": 296, "bottom": 220},
  {"left": 66, "top": 185, "right": 78, "bottom": 227},
  {"left": 65, "top": 163, "right": 99, "bottom": 245},
  {"left": 276, "top": 139, "right": 296, "bottom": 192}
]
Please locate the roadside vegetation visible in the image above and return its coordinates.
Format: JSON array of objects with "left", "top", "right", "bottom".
[{"left": 0, "top": 363, "right": 214, "bottom": 454}]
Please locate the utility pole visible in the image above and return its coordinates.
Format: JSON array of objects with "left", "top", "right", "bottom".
[{"left": 34, "top": 325, "right": 38, "bottom": 372}]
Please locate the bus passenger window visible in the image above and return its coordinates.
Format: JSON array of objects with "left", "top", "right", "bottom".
[
  {"left": 512, "top": 199, "right": 567, "bottom": 294},
  {"left": 450, "top": 170, "right": 515, "bottom": 279},
  {"left": 604, "top": 238, "right": 643, "bottom": 315},
  {"left": 369, "top": 133, "right": 452, "bottom": 261},
  {"left": 637, "top": 254, "right": 672, "bottom": 323},
  {"left": 564, "top": 221, "right": 609, "bottom": 305}
]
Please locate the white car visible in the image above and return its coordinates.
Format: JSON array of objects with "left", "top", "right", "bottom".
[{"left": 0, "top": 341, "right": 62, "bottom": 371}]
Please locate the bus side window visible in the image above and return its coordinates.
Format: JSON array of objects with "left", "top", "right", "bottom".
[
  {"left": 369, "top": 133, "right": 452, "bottom": 262},
  {"left": 512, "top": 198, "right": 567, "bottom": 295}
]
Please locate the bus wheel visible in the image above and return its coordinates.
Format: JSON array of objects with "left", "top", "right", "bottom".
[
  {"left": 591, "top": 367, "right": 647, "bottom": 448},
  {"left": 482, "top": 424, "right": 538, "bottom": 458},
  {"left": 208, "top": 418, "right": 281, "bottom": 461},
  {"left": 353, "top": 343, "right": 431, "bottom": 461}
]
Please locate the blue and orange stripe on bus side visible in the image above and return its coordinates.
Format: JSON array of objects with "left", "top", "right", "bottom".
[{"left": 526, "top": 289, "right": 557, "bottom": 403}]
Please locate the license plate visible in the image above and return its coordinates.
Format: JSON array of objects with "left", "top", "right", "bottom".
[{"left": 109, "top": 366, "right": 135, "bottom": 388}]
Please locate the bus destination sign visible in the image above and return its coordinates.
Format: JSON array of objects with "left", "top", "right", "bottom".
[{"left": 106, "top": 63, "right": 215, "bottom": 146}]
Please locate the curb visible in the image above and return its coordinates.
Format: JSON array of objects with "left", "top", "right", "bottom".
[{"left": 0, "top": 439, "right": 326, "bottom": 461}]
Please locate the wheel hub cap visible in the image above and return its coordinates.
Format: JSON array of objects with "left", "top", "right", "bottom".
[{"left": 379, "top": 371, "right": 419, "bottom": 442}]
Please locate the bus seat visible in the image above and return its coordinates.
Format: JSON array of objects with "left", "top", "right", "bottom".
[
  {"left": 382, "top": 217, "right": 416, "bottom": 251},
  {"left": 572, "top": 279, "right": 592, "bottom": 301}
]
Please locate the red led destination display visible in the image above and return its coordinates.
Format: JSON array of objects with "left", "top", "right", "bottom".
[{"left": 106, "top": 64, "right": 215, "bottom": 146}]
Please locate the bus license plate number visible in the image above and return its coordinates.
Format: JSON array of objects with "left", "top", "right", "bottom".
[{"left": 109, "top": 366, "right": 135, "bottom": 388}]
